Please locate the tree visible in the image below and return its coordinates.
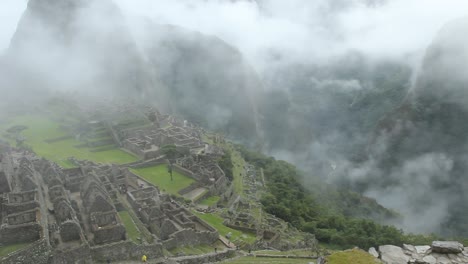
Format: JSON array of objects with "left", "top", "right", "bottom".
[
  {"left": 167, "top": 163, "right": 173, "bottom": 181},
  {"left": 217, "top": 150, "right": 233, "bottom": 181},
  {"left": 161, "top": 144, "right": 179, "bottom": 181},
  {"left": 161, "top": 144, "right": 179, "bottom": 161}
]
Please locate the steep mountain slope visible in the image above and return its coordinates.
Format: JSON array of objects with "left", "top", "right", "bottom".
[
  {"left": 139, "top": 24, "right": 262, "bottom": 141},
  {"left": 4, "top": 0, "right": 260, "bottom": 141},
  {"left": 6, "top": 0, "right": 154, "bottom": 96},
  {"left": 258, "top": 54, "right": 412, "bottom": 175},
  {"left": 370, "top": 17, "right": 468, "bottom": 236}
]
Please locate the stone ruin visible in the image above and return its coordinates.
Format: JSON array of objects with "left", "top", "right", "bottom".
[
  {"left": 0, "top": 145, "right": 220, "bottom": 263},
  {"left": 116, "top": 113, "right": 204, "bottom": 160},
  {"left": 0, "top": 154, "right": 45, "bottom": 247},
  {"left": 370, "top": 241, "right": 468, "bottom": 263},
  {"left": 0, "top": 103, "right": 317, "bottom": 262},
  {"left": 71, "top": 105, "right": 228, "bottom": 201},
  {"left": 126, "top": 186, "right": 218, "bottom": 249}
]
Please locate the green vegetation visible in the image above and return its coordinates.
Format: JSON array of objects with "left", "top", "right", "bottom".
[
  {"left": 118, "top": 211, "right": 141, "bottom": 243},
  {"left": 199, "top": 196, "right": 220, "bottom": 206},
  {"left": 221, "top": 143, "right": 245, "bottom": 196},
  {"left": 235, "top": 144, "right": 441, "bottom": 250},
  {"left": 0, "top": 115, "right": 137, "bottom": 167},
  {"left": 224, "top": 256, "right": 311, "bottom": 263},
  {"left": 217, "top": 150, "right": 233, "bottom": 181},
  {"left": 130, "top": 164, "right": 195, "bottom": 195},
  {"left": 160, "top": 144, "right": 181, "bottom": 161},
  {"left": 169, "top": 243, "right": 223, "bottom": 256},
  {"left": 118, "top": 196, "right": 154, "bottom": 243},
  {"left": 0, "top": 243, "right": 31, "bottom": 257},
  {"left": 327, "top": 249, "right": 378, "bottom": 264},
  {"left": 254, "top": 249, "right": 314, "bottom": 257},
  {"left": 193, "top": 211, "right": 256, "bottom": 244}
]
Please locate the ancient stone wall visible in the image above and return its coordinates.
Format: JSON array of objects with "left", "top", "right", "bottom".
[
  {"left": 1, "top": 239, "right": 50, "bottom": 264},
  {"left": 162, "top": 229, "right": 218, "bottom": 250},
  {"left": 59, "top": 220, "right": 81, "bottom": 242},
  {"left": 3, "top": 200, "right": 40, "bottom": 214},
  {"left": 93, "top": 224, "right": 126, "bottom": 245},
  {"left": 173, "top": 164, "right": 198, "bottom": 180},
  {"left": 91, "top": 240, "right": 163, "bottom": 262},
  {"left": 225, "top": 223, "right": 258, "bottom": 234},
  {"left": 173, "top": 249, "right": 236, "bottom": 264},
  {"left": 0, "top": 222, "right": 42, "bottom": 244},
  {"left": 178, "top": 182, "right": 204, "bottom": 196},
  {"left": 127, "top": 159, "right": 165, "bottom": 169},
  {"left": 51, "top": 244, "right": 92, "bottom": 264}
]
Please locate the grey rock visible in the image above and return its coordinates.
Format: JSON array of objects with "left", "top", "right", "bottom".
[
  {"left": 431, "top": 241, "right": 464, "bottom": 254},
  {"left": 379, "top": 245, "right": 410, "bottom": 264},
  {"left": 422, "top": 255, "right": 437, "bottom": 264},
  {"left": 404, "top": 244, "right": 416, "bottom": 252},
  {"left": 415, "top": 245, "right": 431, "bottom": 254},
  {"left": 447, "top": 253, "right": 462, "bottom": 263},
  {"left": 369, "top": 247, "right": 379, "bottom": 258}
]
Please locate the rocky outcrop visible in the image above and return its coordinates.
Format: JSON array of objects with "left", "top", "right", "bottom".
[
  {"left": 372, "top": 241, "right": 467, "bottom": 264},
  {"left": 431, "top": 241, "right": 464, "bottom": 254},
  {"left": 379, "top": 245, "right": 410, "bottom": 264}
]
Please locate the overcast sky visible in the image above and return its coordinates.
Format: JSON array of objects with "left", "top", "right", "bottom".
[{"left": 1, "top": 0, "right": 468, "bottom": 65}]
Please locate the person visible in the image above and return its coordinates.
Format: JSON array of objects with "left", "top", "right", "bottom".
[{"left": 142, "top": 255, "right": 147, "bottom": 262}]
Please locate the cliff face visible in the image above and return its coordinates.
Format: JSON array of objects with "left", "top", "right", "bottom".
[
  {"left": 139, "top": 24, "right": 261, "bottom": 141},
  {"left": 4, "top": 0, "right": 260, "bottom": 141},
  {"left": 371, "top": 17, "right": 468, "bottom": 236},
  {"left": 6, "top": 0, "right": 153, "bottom": 96}
]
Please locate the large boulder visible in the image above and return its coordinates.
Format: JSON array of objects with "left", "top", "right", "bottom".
[
  {"left": 431, "top": 241, "right": 464, "bottom": 254},
  {"left": 379, "top": 245, "right": 410, "bottom": 264}
]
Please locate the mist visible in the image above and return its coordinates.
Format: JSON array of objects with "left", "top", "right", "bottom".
[{"left": 1, "top": 0, "right": 468, "bottom": 236}]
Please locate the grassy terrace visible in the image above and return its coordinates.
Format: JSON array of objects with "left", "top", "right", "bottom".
[
  {"left": 254, "top": 249, "right": 315, "bottom": 257},
  {"left": 130, "top": 164, "right": 195, "bottom": 195},
  {"left": 224, "top": 257, "right": 313, "bottom": 263},
  {"left": 0, "top": 115, "right": 138, "bottom": 167},
  {"left": 118, "top": 211, "right": 141, "bottom": 243},
  {"left": 0, "top": 243, "right": 31, "bottom": 257},
  {"left": 326, "top": 249, "right": 377, "bottom": 264},
  {"left": 169, "top": 242, "right": 225, "bottom": 256},
  {"left": 193, "top": 211, "right": 256, "bottom": 245},
  {"left": 199, "top": 196, "right": 220, "bottom": 206},
  {"left": 219, "top": 143, "right": 245, "bottom": 196}
]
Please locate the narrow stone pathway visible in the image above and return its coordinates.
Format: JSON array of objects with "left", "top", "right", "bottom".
[
  {"left": 218, "top": 235, "right": 236, "bottom": 249},
  {"left": 183, "top": 187, "right": 207, "bottom": 201}
]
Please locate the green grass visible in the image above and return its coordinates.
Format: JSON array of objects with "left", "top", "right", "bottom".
[
  {"left": 255, "top": 249, "right": 315, "bottom": 257},
  {"left": 0, "top": 243, "right": 31, "bottom": 257},
  {"left": 169, "top": 244, "right": 220, "bottom": 256},
  {"left": 199, "top": 196, "right": 220, "bottom": 206},
  {"left": 118, "top": 211, "right": 141, "bottom": 243},
  {"left": 222, "top": 143, "right": 245, "bottom": 196},
  {"left": 193, "top": 212, "right": 256, "bottom": 244},
  {"left": 118, "top": 196, "right": 154, "bottom": 243},
  {"left": 0, "top": 115, "right": 138, "bottom": 167},
  {"left": 224, "top": 257, "right": 312, "bottom": 263},
  {"left": 130, "top": 165, "right": 195, "bottom": 195},
  {"left": 327, "top": 249, "right": 379, "bottom": 264}
]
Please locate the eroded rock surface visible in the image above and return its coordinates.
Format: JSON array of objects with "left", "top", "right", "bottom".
[{"left": 374, "top": 241, "right": 467, "bottom": 264}]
